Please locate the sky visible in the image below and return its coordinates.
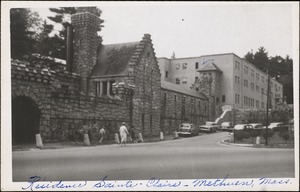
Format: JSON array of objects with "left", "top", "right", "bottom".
[
  {"left": 28, "top": 2, "right": 297, "bottom": 59},
  {"left": 6, "top": 1, "right": 298, "bottom": 60}
]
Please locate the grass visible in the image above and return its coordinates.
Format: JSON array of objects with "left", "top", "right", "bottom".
[{"left": 231, "top": 131, "right": 294, "bottom": 148}]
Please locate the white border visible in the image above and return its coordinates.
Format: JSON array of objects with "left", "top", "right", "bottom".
[{"left": 1, "top": 1, "right": 299, "bottom": 191}]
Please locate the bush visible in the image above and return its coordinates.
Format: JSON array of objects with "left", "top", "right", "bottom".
[
  {"left": 234, "top": 130, "right": 244, "bottom": 142},
  {"left": 234, "top": 130, "right": 250, "bottom": 142},
  {"left": 248, "top": 129, "right": 260, "bottom": 138},
  {"left": 279, "top": 130, "right": 290, "bottom": 144},
  {"left": 262, "top": 129, "right": 274, "bottom": 140}
]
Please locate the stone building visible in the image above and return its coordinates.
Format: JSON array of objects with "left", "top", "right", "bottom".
[{"left": 11, "top": 7, "right": 210, "bottom": 145}]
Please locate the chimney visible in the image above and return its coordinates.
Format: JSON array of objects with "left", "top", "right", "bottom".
[{"left": 66, "top": 24, "right": 74, "bottom": 72}]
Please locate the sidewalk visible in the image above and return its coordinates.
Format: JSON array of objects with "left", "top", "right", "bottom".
[{"left": 12, "top": 133, "right": 180, "bottom": 151}]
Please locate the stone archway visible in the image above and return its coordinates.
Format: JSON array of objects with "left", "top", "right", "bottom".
[{"left": 12, "top": 96, "right": 41, "bottom": 145}]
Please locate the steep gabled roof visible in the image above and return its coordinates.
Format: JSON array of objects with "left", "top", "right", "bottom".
[
  {"left": 197, "top": 63, "right": 223, "bottom": 73},
  {"left": 90, "top": 42, "right": 140, "bottom": 76}
]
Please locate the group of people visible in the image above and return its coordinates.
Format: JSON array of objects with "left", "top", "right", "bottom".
[{"left": 98, "top": 122, "right": 136, "bottom": 146}]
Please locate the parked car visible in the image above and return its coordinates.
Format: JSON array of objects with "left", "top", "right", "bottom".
[
  {"left": 220, "top": 122, "right": 233, "bottom": 132},
  {"left": 199, "top": 122, "right": 219, "bottom": 133},
  {"left": 265, "top": 122, "right": 289, "bottom": 131},
  {"left": 233, "top": 124, "right": 253, "bottom": 130},
  {"left": 178, "top": 123, "right": 199, "bottom": 136},
  {"left": 249, "top": 123, "right": 264, "bottom": 129}
]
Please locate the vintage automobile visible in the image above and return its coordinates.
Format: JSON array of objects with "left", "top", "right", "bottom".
[
  {"left": 199, "top": 122, "right": 219, "bottom": 133},
  {"left": 249, "top": 123, "right": 264, "bottom": 129},
  {"left": 220, "top": 122, "right": 234, "bottom": 132},
  {"left": 265, "top": 122, "right": 289, "bottom": 131},
  {"left": 233, "top": 124, "right": 253, "bottom": 130},
  {"left": 178, "top": 123, "right": 199, "bottom": 136}
]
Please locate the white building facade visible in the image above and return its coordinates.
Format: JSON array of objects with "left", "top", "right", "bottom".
[{"left": 157, "top": 53, "right": 283, "bottom": 112}]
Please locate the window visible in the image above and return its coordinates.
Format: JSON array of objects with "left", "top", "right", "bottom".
[
  {"left": 244, "top": 96, "right": 246, "bottom": 106},
  {"left": 109, "top": 80, "right": 115, "bottom": 95},
  {"left": 235, "top": 94, "right": 237, "bottom": 104},
  {"left": 238, "top": 76, "right": 240, "bottom": 84},
  {"left": 164, "top": 92, "right": 167, "bottom": 101},
  {"left": 261, "top": 88, "right": 264, "bottom": 95},
  {"left": 182, "top": 77, "right": 187, "bottom": 84},
  {"left": 195, "top": 62, "right": 199, "bottom": 69},
  {"left": 256, "top": 73, "right": 260, "bottom": 81},
  {"left": 216, "top": 97, "right": 219, "bottom": 104},
  {"left": 256, "top": 100, "right": 259, "bottom": 108},
  {"left": 165, "top": 71, "right": 168, "bottom": 78},
  {"left": 261, "top": 76, "right": 264, "bottom": 83},
  {"left": 102, "top": 81, "right": 108, "bottom": 95},
  {"left": 222, "top": 95, "right": 225, "bottom": 103},
  {"left": 182, "top": 63, "right": 187, "bottom": 69},
  {"left": 175, "top": 78, "right": 180, "bottom": 84},
  {"left": 251, "top": 69, "right": 254, "bottom": 77},
  {"left": 244, "top": 79, "right": 248, "bottom": 87},
  {"left": 244, "top": 66, "right": 248, "bottom": 74},
  {"left": 176, "top": 63, "right": 180, "bottom": 70},
  {"left": 256, "top": 85, "right": 259, "bottom": 92},
  {"left": 251, "top": 82, "right": 254, "bottom": 90},
  {"left": 235, "top": 61, "right": 238, "bottom": 69},
  {"left": 238, "top": 94, "right": 240, "bottom": 104}
]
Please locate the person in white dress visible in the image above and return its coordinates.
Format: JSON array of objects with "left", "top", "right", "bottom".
[{"left": 119, "top": 122, "right": 129, "bottom": 146}]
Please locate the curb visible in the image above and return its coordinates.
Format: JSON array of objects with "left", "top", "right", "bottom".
[{"left": 220, "top": 139, "right": 255, "bottom": 147}]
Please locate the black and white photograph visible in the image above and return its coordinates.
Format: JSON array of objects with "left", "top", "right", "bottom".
[{"left": 1, "top": 1, "right": 299, "bottom": 191}]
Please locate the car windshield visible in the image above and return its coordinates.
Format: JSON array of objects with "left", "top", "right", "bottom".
[
  {"left": 181, "top": 124, "right": 190, "bottom": 128},
  {"left": 234, "top": 125, "right": 244, "bottom": 129},
  {"left": 221, "top": 122, "right": 230, "bottom": 126}
]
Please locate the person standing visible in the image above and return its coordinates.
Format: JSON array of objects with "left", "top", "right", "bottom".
[
  {"left": 119, "top": 122, "right": 129, "bottom": 146},
  {"left": 99, "top": 126, "right": 106, "bottom": 144}
]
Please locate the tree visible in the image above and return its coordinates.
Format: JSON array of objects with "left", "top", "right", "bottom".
[
  {"left": 10, "top": 8, "right": 42, "bottom": 59},
  {"left": 253, "top": 47, "right": 269, "bottom": 71},
  {"left": 43, "top": 7, "right": 104, "bottom": 59},
  {"left": 244, "top": 48, "right": 294, "bottom": 104},
  {"left": 35, "top": 20, "right": 66, "bottom": 59}
]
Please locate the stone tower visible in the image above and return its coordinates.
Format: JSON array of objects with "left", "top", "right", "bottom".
[
  {"left": 197, "top": 63, "right": 223, "bottom": 120},
  {"left": 71, "top": 7, "right": 102, "bottom": 93}
]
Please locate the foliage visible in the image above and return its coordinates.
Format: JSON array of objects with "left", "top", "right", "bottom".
[
  {"left": 270, "top": 110, "right": 289, "bottom": 124},
  {"left": 38, "top": 7, "right": 104, "bottom": 60},
  {"left": 279, "top": 131, "right": 290, "bottom": 144},
  {"left": 35, "top": 20, "right": 66, "bottom": 59},
  {"left": 234, "top": 130, "right": 250, "bottom": 142},
  {"left": 10, "top": 8, "right": 42, "bottom": 59},
  {"left": 262, "top": 129, "right": 274, "bottom": 140}
]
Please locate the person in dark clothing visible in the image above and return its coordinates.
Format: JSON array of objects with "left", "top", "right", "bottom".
[{"left": 129, "top": 128, "right": 136, "bottom": 143}]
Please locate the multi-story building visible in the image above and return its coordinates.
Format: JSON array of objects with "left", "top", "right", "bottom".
[{"left": 158, "top": 53, "right": 283, "bottom": 117}]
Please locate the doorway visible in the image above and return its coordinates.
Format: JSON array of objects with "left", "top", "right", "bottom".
[{"left": 12, "top": 96, "right": 40, "bottom": 145}]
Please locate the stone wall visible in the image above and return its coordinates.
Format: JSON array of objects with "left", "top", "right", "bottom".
[
  {"left": 131, "top": 36, "right": 162, "bottom": 136},
  {"left": 48, "top": 90, "right": 131, "bottom": 143},
  {"left": 161, "top": 89, "right": 209, "bottom": 134},
  {"left": 11, "top": 60, "right": 133, "bottom": 143}
]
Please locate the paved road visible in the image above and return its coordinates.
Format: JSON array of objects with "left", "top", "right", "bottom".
[{"left": 12, "top": 132, "right": 294, "bottom": 182}]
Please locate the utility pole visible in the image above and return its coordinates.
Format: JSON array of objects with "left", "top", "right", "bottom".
[{"left": 265, "top": 67, "right": 270, "bottom": 145}]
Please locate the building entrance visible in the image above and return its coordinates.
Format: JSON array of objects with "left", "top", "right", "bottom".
[{"left": 12, "top": 96, "right": 40, "bottom": 145}]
